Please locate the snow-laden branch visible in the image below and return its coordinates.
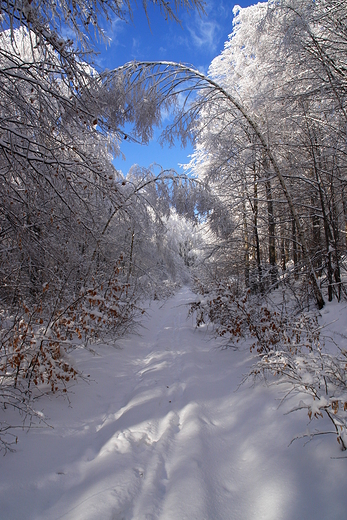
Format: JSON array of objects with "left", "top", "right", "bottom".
[{"left": 110, "top": 60, "right": 325, "bottom": 308}]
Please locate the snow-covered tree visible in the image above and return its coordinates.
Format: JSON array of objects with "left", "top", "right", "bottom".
[
  {"left": 0, "top": 0, "right": 205, "bottom": 450},
  {"left": 195, "top": 0, "right": 347, "bottom": 303},
  {"left": 122, "top": 0, "right": 346, "bottom": 307}
]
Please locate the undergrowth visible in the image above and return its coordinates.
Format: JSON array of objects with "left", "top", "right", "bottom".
[
  {"left": 190, "top": 278, "right": 347, "bottom": 451},
  {"left": 0, "top": 256, "right": 143, "bottom": 451}
]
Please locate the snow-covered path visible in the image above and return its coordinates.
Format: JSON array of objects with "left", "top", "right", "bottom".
[{"left": 1, "top": 287, "right": 347, "bottom": 519}]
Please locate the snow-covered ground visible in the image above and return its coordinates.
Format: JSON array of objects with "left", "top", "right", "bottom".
[{"left": 1, "top": 287, "right": 346, "bottom": 519}]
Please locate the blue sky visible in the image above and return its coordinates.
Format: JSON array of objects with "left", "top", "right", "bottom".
[{"left": 94, "top": 1, "right": 256, "bottom": 176}]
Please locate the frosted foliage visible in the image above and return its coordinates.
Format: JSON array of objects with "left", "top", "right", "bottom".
[
  {"left": 209, "top": 2, "right": 270, "bottom": 108},
  {"left": 183, "top": 0, "right": 347, "bottom": 310},
  {"left": 165, "top": 211, "right": 204, "bottom": 268},
  {"left": 0, "top": 0, "right": 206, "bottom": 449}
]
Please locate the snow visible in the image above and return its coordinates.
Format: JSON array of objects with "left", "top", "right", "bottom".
[{"left": 1, "top": 287, "right": 347, "bottom": 519}]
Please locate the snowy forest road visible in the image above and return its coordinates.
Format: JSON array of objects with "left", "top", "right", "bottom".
[{"left": 1, "top": 287, "right": 346, "bottom": 519}]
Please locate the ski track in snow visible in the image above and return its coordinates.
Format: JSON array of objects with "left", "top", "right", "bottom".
[{"left": 1, "top": 287, "right": 347, "bottom": 519}]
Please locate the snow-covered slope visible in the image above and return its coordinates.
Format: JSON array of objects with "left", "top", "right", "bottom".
[{"left": 0, "top": 287, "right": 346, "bottom": 519}]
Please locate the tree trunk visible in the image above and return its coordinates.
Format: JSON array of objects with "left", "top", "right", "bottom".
[
  {"left": 264, "top": 162, "right": 277, "bottom": 287},
  {"left": 127, "top": 229, "right": 135, "bottom": 283},
  {"left": 242, "top": 182, "right": 250, "bottom": 288},
  {"left": 292, "top": 218, "right": 298, "bottom": 269},
  {"left": 253, "top": 172, "right": 262, "bottom": 291},
  {"left": 280, "top": 222, "right": 286, "bottom": 272}
]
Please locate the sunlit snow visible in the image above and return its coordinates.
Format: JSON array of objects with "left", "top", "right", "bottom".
[{"left": 0, "top": 288, "right": 346, "bottom": 519}]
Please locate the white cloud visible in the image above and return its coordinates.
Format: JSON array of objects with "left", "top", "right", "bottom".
[
  {"left": 186, "top": 16, "right": 220, "bottom": 51},
  {"left": 132, "top": 37, "right": 140, "bottom": 53},
  {"left": 107, "top": 16, "right": 125, "bottom": 44}
]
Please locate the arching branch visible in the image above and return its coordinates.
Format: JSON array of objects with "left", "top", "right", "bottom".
[{"left": 113, "top": 60, "right": 325, "bottom": 308}]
